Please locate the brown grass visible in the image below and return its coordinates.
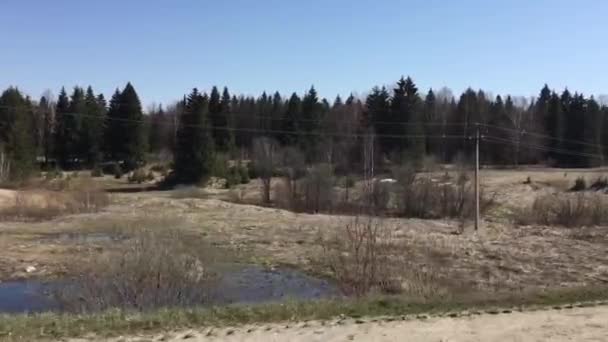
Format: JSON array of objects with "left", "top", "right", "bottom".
[
  {"left": 517, "top": 192, "right": 608, "bottom": 227},
  {"left": 0, "top": 177, "right": 109, "bottom": 221},
  {"left": 54, "top": 226, "right": 218, "bottom": 312}
]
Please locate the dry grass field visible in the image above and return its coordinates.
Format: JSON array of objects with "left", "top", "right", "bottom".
[{"left": 1, "top": 167, "right": 608, "bottom": 340}]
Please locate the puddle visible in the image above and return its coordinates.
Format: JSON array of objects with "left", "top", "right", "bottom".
[
  {"left": 0, "top": 265, "right": 338, "bottom": 313},
  {"left": 42, "top": 232, "right": 124, "bottom": 244},
  {"left": 210, "top": 265, "right": 338, "bottom": 305},
  {"left": 0, "top": 281, "right": 58, "bottom": 313}
]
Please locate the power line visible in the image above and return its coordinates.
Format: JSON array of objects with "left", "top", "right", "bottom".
[
  {"left": 483, "top": 135, "right": 606, "bottom": 160},
  {"left": 479, "top": 122, "right": 604, "bottom": 150},
  {"left": 55, "top": 110, "right": 469, "bottom": 140}
]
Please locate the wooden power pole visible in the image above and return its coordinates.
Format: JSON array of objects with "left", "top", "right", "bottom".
[{"left": 474, "top": 125, "right": 480, "bottom": 231}]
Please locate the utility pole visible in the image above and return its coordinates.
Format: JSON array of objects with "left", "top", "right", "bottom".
[{"left": 474, "top": 125, "right": 480, "bottom": 231}]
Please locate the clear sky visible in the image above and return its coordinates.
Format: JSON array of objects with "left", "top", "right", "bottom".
[{"left": 1, "top": 0, "right": 607, "bottom": 107}]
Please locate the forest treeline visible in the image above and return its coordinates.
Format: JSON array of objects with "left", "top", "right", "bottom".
[{"left": 0, "top": 77, "right": 607, "bottom": 182}]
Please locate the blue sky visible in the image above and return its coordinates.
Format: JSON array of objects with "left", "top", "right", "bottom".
[{"left": 1, "top": 0, "right": 607, "bottom": 107}]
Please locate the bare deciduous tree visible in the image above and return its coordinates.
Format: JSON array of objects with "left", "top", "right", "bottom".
[{"left": 252, "top": 137, "right": 279, "bottom": 204}]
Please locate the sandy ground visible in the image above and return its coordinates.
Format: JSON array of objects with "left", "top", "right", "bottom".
[{"left": 67, "top": 305, "right": 608, "bottom": 342}]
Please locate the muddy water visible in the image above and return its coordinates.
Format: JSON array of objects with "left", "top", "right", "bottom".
[{"left": 0, "top": 265, "right": 337, "bottom": 313}]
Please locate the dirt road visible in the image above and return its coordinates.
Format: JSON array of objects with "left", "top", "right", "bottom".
[{"left": 68, "top": 305, "right": 608, "bottom": 342}]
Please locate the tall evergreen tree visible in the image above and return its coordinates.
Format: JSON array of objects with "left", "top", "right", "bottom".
[
  {"left": 174, "top": 89, "right": 213, "bottom": 183},
  {"left": 54, "top": 87, "right": 81, "bottom": 168},
  {"left": 105, "top": 83, "right": 146, "bottom": 170},
  {"left": 280, "top": 93, "right": 301, "bottom": 146},
  {"left": 81, "top": 86, "right": 105, "bottom": 167},
  {"left": 220, "top": 87, "right": 235, "bottom": 151},
  {"left": 0, "top": 87, "right": 36, "bottom": 180},
  {"left": 299, "top": 86, "right": 322, "bottom": 158},
  {"left": 364, "top": 86, "right": 390, "bottom": 156},
  {"left": 208, "top": 86, "right": 229, "bottom": 150}
]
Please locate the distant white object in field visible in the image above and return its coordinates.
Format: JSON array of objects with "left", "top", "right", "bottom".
[
  {"left": 379, "top": 178, "right": 397, "bottom": 184},
  {"left": 25, "top": 266, "right": 36, "bottom": 273}
]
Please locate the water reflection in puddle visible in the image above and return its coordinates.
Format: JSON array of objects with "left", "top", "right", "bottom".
[{"left": 0, "top": 265, "right": 337, "bottom": 313}]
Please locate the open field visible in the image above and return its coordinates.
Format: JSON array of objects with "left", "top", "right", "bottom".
[{"left": 0, "top": 167, "right": 608, "bottom": 340}]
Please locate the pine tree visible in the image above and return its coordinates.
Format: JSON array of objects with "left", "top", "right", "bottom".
[
  {"left": 174, "top": 89, "right": 213, "bottom": 183},
  {"left": 54, "top": 87, "right": 81, "bottom": 168},
  {"left": 0, "top": 87, "right": 37, "bottom": 180},
  {"left": 103, "top": 83, "right": 146, "bottom": 170},
  {"left": 119, "top": 83, "right": 146, "bottom": 170},
  {"left": 270, "top": 92, "right": 284, "bottom": 143},
  {"left": 81, "top": 86, "right": 105, "bottom": 167},
  {"left": 209, "top": 86, "right": 229, "bottom": 150},
  {"left": 585, "top": 96, "right": 603, "bottom": 166},
  {"left": 300, "top": 86, "right": 322, "bottom": 158},
  {"left": 402, "top": 77, "right": 425, "bottom": 162},
  {"left": 220, "top": 87, "right": 235, "bottom": 152},
  {"left": 280, "top": 93, "right": 301, "bottom": 146},
  {"left": 104, "top": 89, "right": 122, "bottom": 161},
  {"left": 364, "top": 86, "right": 390, "bottom": 155},
  {"left": 37, "top": 95, "right": 54, "bottom": 167},
  {"left": 423, "top": 89, "right": 439, "bottom": 156}
]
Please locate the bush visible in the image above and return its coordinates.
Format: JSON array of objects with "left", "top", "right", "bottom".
[
  {"left": 517, "top": 193, "right": 608, "bottom": 227},
  {"left": 570, "top": 177, "right": 587, "bottom": 192},
  {"left": 45, "top": 168, "right": 63, "bottom": 180},
  {"left": 393, "top": 165, "right": 491, "bottom": 219},
  {"left": 590, "top": 176, "right": 608, "bottom": 191},
  {"left": 320, "top": 216, "right": 396, "bottom": 297},
  {"left": 238, "top": 165, "right": 250, "bottom": 184},
  {"left": 112, "top": 163, "right": 123, "bottom": 179},
  {"left": 210, "top": 153, "right": 229, "bottom": 179},
  {"left": 128, "top": 168, "right": 148, "bottom": 184},
  {"left": 150, "top": 163, "right": 170, "bottom": 174},
  {"left": 301, "top": 164, "right": 335, "bottom": 213},
  {"left": 54, "top": 227, "right": 216, "bottom": 312},
  {"left": 91, "top": 167, "right": 103, "bottom": 178}
]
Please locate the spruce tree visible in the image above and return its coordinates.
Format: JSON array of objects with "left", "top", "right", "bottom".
[
  {"left": 104, "top": 89, "right": 122, "bottom": 161},
  {"left": 119, "top": 83, "right": 146, "bottom": 170},
  {"left": 403, "top": 77, "right": 425, "bottom": 162},
  {"left": 300, "top": 86, "right": 322, "bottom": 159},
  {"left": 364, "top": 86, "right": 390, "bottom": 154},
  {"left": 54, "top": 87, "right": 81, "bottom": 168},
  {"left": 220, "top": 87, "right": 235, "bottom": 152},
  {"left": 209, "top": 86, "right": 229, "bottom": 150},
  {"left": 0, "top": 87, "right": 37, "bottom": 180},
  {"left": 174, "top": 89, "right": 213, "bottom": 184},
  {"left": 281, "top": 93, "right": 301, "bottom": 146},
  {"left": 81, "top": 86, "right": 105, "bottom": 167}
]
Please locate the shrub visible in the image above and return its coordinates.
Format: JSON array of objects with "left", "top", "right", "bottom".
[
  {"left": 54, "top": 227, "right": 216, "bottom": 312},
  {"left": 91, "top": 167, "right": 103, "bottom": 178},
  {"left": 517, "top": 193, "right": 608, "bottom": 227},
  {"left": 590, "top": 176, "right": 608, "bottom": 191},
  {"left": 570, "top": 177, "right": 587, "bottom": 192},
  {"left": 301, "top": 164, "right": 335, "bottom": 213},
  {"left": 393, "top": 165, "right": 490, "bottom": 219},
  {"left": 128, "top": 168, "right": 148, "bottom": 184},
  {"left": 320, "top": 216, "right": 396, "bottom": 297},
  {"left": 210, "top": 153, "right": 229, "bottom": 179},
  {"left": 45, "top": 168, "right": 63, "bottom": 180},
  {"left": 238, "top": 165, "right": 250, "bottom": 184},
  {"left": 112, "top": 163, "right": 123, "bottom": 179},
  {"left": 150, "top": 163, "right": 170, "bottom": 174}
]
